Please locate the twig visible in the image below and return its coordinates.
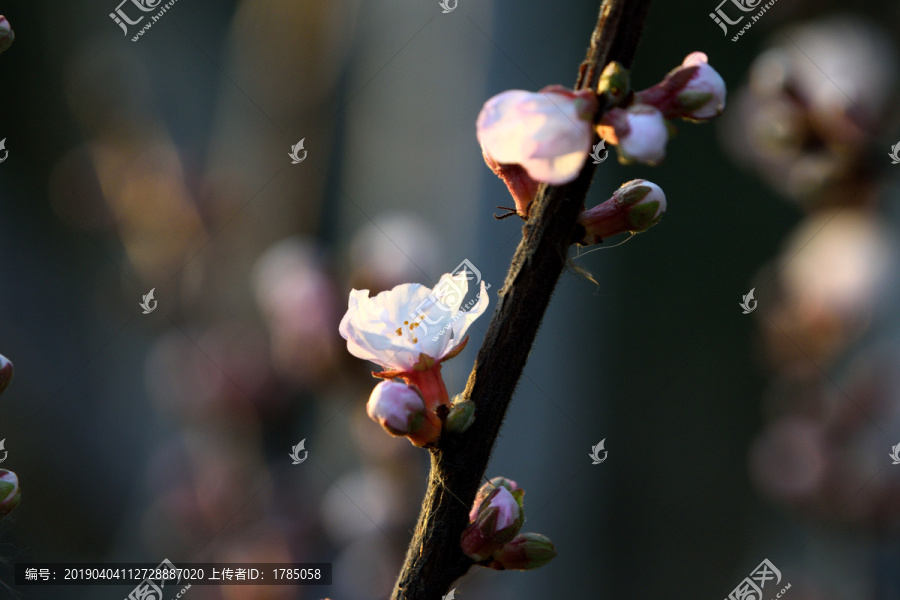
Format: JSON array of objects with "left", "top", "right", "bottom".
[{"left": 390, "top": 1, "right": 653, "bottom": 598}]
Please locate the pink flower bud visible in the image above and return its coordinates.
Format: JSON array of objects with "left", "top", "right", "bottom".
[
  {"left": 635, "top": 52, "right": 726, "bottom": 121},
  {"left": 0, "top": 354, "right": 12, "bottom": 396},
  {"left": 469, "top": 477, "right": 518, "bottom": 522},
  {"left": 486, "top": 486, "right": 520, "bottom": 531},
  {"left": 461, "top": 486, "right": 524, "bottom": 561},
  {"left": 366, "top": 380, "right": 440, "bottom": 447},
  {"left": 597, "top": 105, "right": 669, "bottom": 165},
  {"left": 490, "top": 533, "right": 557, "bottom": 571},
  {"left": 577, "top": 180, "right": 666, "bottom": 244},
  {"left": 0, "top": 16, "right": 13, "bottom": 54},
  {"left": 477, "top": 86, "right": 597, "bottom": 206},
  {"left": 0, "top": 470, "right": 20, "bottom": 520},
  {"left": 677, "top": 52, "right": 726, "bottom": 120}
]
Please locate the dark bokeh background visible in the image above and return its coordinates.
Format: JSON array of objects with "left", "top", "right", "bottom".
[{"left": 2, "top": 0, "right": 900, "bottom": 599}]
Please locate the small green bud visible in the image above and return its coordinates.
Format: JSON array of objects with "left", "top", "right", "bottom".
[
  {"left": 597, "top": 61, "right": 630, "bottom": 106},
  {"left": 491, "top": 533, "right": 557, "bottom": 571},
  {"left": 444, "top": 400, "right": 475, "bottom": 434}
]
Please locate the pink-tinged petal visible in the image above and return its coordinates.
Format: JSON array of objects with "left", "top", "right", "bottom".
[
  {"left": 469, "top": 477, "right": 519, "bottom": 522},
  {"left": 682, "top": 51, "right": 710, "bottom": 67},
  {"left": 488, "top": 487, "right": 521, "bottom": 531},
  {"left": 477, "top": 90, "right": 543, "bottom": 165},
  {"left": 477, "top": 88, "right": 594, "bottom": 185},
  {"left": 635, "top": 52, "right": 726, "bottom": 121},
  {"left": 366, "top": 380, "right": 441, "bottom": 446},
  {"left": 367, "top": 380, "right": 425, "bottom": 432}
]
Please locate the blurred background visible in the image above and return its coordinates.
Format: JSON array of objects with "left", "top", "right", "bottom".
[{"left": 1, "top": 0, "right": 900, "bottom": 598}]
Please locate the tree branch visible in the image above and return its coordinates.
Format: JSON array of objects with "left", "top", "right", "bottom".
[{"left": 390, "top": 1, "right": 652, "bottom": 598}]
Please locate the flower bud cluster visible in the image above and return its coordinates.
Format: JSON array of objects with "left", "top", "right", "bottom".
[
  {"left": 476, "top": 53, "right": 724, "bottom": 218},
  {"left": 460, "top": 478, "right": 557, "bottom": 571}
]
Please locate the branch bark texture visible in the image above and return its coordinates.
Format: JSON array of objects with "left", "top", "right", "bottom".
[{"left": 391, "top": 1, "right": 652, "bottom": 598}]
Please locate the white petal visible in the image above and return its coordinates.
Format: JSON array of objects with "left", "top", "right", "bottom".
[
  {"left": 446, "top": 281, "right": 490, "bottom": 356},
  {"left": 477, "top": 90, "right": 591, "bottom": 176},
  {"left": 477, "top": 91, "right": 541, "bottom": 165},
  {"left": 520, "top": 150, "right": 589, "bottom": 185}
]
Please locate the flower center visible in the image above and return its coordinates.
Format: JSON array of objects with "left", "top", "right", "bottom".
[{"left": 395, "top": 314, "right": 426, "bottom": 344}]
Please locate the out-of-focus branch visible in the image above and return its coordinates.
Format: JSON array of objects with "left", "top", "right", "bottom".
[{"left": 390, "top": 1, "right": 653, "bottom": 598}]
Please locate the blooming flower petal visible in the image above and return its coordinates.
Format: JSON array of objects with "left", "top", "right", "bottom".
[
  {"left": 450, "top": 280, "right": 489, "bottom": 346},
  {"left": 339, "top": 272, "right": 490, "bottom": 372}
]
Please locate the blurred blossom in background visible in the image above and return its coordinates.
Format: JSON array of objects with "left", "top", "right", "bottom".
[
  {"left": 1, "top": 1, "right": 900, "bottom": 600},
  {"left": 722, "top": 12, "right": 900, "bottom": 599}
]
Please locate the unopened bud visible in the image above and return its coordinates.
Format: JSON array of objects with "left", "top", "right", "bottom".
[
  {"left": 0, "top": 354, "right": 12, "bottom": 396},
  {"left": 0, "top": 470, "right": 20, "bottom": 520},
  {"left": 0, "top": 16, "right": 13, "bottom": 54},
  {"left": 367, "top": 380, "right": 440, "bottom": 447},
  {"left": 597, "top": 61, "right": 630, "bottom": 106},
  {"left": 444, "top": 399, "right": 475, "bottom": 434},
  {"left": 577, "top": 179, "right": 666, "bottom": 244},
  {"left": 477, "top": 86, "right": 597, "bottom": 199},
  {"left": 461, "top": 486, "right": 524, "bottom": 561},
  {"left": 469, "top": 477, "right": 519, "bottom": 522},
  {"left": 490, "top": 533, "right": 557, "bottom": 570},
  {"left": 635, "top": 52, "right": 726, "bottom": 121},
  {"left": 597, "top": 105, "right": 669, "bottom": 165}
]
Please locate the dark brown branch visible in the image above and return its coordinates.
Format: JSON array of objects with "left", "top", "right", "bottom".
[{"left": 390, "top": 1, "right": 652, "bottom": 598}]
